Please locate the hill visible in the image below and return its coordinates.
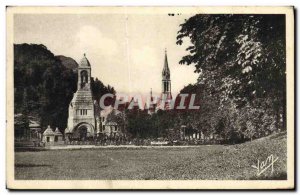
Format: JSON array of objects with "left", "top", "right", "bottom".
[
  {"left": 55, "top": 55, "right": 78, "bottom": 72},
  {"left": 14, "top": 43, "right": 78, "bottom": 137}
]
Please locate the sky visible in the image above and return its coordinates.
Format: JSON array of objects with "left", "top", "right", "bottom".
[{"left": 14, "top": 13, "right": 199, "bottom": 96}]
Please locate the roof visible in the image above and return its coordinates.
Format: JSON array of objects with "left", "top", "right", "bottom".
[
  {"left": 54, "top": 127, "right": 63, "bottom": 135},
  {"left": 29, "top": 120, "right": 40, "bottom": 128},
  {"left": 43, "top": 125, "right": 54, "bottom": 136},
  {"left": 14, "top": 114, "right": 41, "bottom": 128},
  {"left": 79, "top": 53, "right": 91, "bottom": 67}
]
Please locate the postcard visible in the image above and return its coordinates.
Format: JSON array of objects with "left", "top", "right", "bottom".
[{"left": 6, "top": 6, "right": 294, "bottom": 190}]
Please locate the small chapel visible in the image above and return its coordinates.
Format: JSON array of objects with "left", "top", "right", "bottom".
[
  {"left": 64, "top": 54, "right": 125, "bottom": 141},
  {"left": 65, "top": 54, "right": 97, "bottom": 140}
]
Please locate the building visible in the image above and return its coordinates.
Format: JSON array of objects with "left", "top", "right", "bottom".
[
  {"left": 53, "top": 127, "right": 64, "bottom": 142},
  {"left": 42, "top": 126, "right": 64, "bottom": 146},
  {"left": 156, "top": 49, "right": 172, "bottom": 111},
  {"left": 65, "top": 54, "right": 123, "bottom": 141},
  {"left": 66, "top": 54, "right": 97, "bottom": 140},
  {"left": 98, "top": 106, "right": 125, "bottom": 138},
  {"left": 42, "top": 125, "right": 55, "bottom": 144},
  {"left": 29, "top": 119, "right": 42, "bottom": 141},
  {"left": 14, "top": 114, "right": 42, "bottom": 141}
]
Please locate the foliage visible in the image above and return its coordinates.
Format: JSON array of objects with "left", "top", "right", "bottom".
[
  {"left": 14, "top": 44, "right": 77, "bottom": 131},
  {"left": 91, "top": 77, "right": 116, "bottom": 103},
  {"left": 14, "top": 89, "right": 30, "bottom": 139},
  {"left": 176, "top": 14, "right": 286, "bottom": 141}
]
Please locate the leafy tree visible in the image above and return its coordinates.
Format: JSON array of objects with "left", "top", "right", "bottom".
[
  {"left": 176, "top": 14, "right": 286, "bottom": 139},
  {"left": 14, "top": 89, "right": 30, "bottom": 140},
  {"left": 91, "top": 77, "right": 116, "bottom": 103}
]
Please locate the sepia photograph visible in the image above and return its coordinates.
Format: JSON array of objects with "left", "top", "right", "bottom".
[{"left": 6, "top": 6, "right": 294, "bottom": 190}]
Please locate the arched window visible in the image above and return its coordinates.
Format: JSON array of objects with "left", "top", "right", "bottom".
[{"left": 80, "top": 70, "right": 88, "bottom": 87}]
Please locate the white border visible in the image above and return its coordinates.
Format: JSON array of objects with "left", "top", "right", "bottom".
[{"left": 0, "top": 0, "right": 298, "bottom": 193}]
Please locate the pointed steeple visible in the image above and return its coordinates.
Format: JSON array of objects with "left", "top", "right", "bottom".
[
  {"left": 162, "top": 48, "right": 170, "bottom": 79},
  {"left": 160, "top": 48, "right": 172, "bottom": 108}
]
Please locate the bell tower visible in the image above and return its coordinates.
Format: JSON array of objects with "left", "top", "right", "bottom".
[
  {"left": 66, "top": 53, "right": 96, "bottom": 140},
  {"left": 78, "top": 53, "right": 91, "bottom": 90}
]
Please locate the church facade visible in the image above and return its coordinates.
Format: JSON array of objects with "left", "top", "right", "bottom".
[
  {"left": 66, "top": 54, "right": 97, "bottom": 140},
  {"left": 65, "top": 54, "right": 125, "bottom": 141}
]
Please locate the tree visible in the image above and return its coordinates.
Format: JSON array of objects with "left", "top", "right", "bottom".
[
  {"left": 14, "top": 89, "right": 30, "bottom": 140},
  {"left": 91, "top": 77, "right": 116, "bottom": 104},
  {"left": 176, "top": 14, "right": 286, "bottom": 139}
]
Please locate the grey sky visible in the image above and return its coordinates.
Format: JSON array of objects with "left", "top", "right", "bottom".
[{"left": 14, "top": 13, "right": 198, "bottom": 96}]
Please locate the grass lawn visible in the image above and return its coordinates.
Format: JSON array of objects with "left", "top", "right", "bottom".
[{"left": 15, "top": 132, "right": 287, "bottom": 180}]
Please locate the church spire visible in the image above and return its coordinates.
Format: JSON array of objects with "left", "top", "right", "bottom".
[
  {"left": 162, "top": 48, "right": 170, "bottom": 78},
  {"left": 161, "top": 49, "right": 172, "bottom": 106}
]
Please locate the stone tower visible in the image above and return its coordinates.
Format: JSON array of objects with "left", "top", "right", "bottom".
[
  {"left": 161, "top": 49, "right": 172, "bottom": 109},
  {"left": 66, "top": 54, "right": 96, "bottom": 140}
]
